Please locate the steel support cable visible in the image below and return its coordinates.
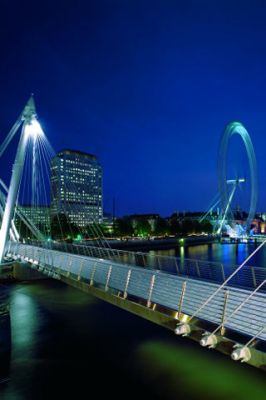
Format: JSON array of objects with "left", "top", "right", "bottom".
[
  {"left": 35, "top": 134, "right": 51, "bottom": 238},
  {"left": 217, "top": 184, "right": 237, "bottom": 234},
  {"left": 63, "top": 172, "right": 111, "bottom": 252},
  {"left": 199, "top": 192, "right": 220, "bottom": 223},
  {"left": 39, "top": 134, "right": 113, "bottom": 256},
  {"left": 245, "top": 325, "right": 266, "bottom": 347},
  {"left": 48, "top": 147, "right": 113, "bottom": 255},
  {"left": 188, "top": 239, "right": 266, "bottom": 322},
  {"left": 37, "top": 136, "right": 67, "bottom": 251},
  {"left": 13, "top": 135, "right": 29, "bottom": 241},
  {"left": 46, "top": 149, "right": 112, "bottom": 258},
  {"left": 61, "top": 176, "right": 106, "bottom": 258},
  {"left": 0, "top": 179, "right": 43, "bottom": 241},
  {"left": 0, "top": 189, "right": 19, "bottom": 241},
  {"left": 10, "top": 130, "right": 51, "bottom": 243},
  {"left": 17, "top": 138, "right": 31, "bottom": 239},
  {"left": 0, "top": 115, "right": 23, "bottom": 158},
  {"left": 209, "top": 279, "right": 266, "bottom": 336},
  {"left": 42, "top": 140, "right": 89, "bottom": 257}
]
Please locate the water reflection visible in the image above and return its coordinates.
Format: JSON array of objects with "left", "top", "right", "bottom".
[
  {"left": 150, "top": 243, "right": 266, "bottom": 269},
  {"left": 0, "top": 279, "right": 265, "bottom": 399},
  {"left": 0, "top": 313, "right": 11, "bottom": 384},
  {"left": 10, "top": 289, "right": 38, "bottom": 359},
  {"left": 136, "top": 340, "right": 266, "bottom": 400},
  {"left": 0, "top": 285, "right": 11, "bottom": 384}
]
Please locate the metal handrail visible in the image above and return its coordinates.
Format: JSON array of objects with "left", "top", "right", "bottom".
[
  {"left": 25, "top": 240, "right": 266, "bottom": 291},
  {"left": 8, "top": 242, "right": 266, "bottom": 342},
  {"left": 188, "top": 239, "right": 266, "bottom": 322},
  {"left": 210, "top": 280, "right": 266, "bottom": 335}
]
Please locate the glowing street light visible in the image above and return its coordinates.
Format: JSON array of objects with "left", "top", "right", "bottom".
[{"left": 25, "top": 118, "right": 44, "bottom": 139}]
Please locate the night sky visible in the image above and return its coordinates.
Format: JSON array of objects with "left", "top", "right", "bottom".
[{"left": 1, "top": 0, "right": 266, "bottom": 216}]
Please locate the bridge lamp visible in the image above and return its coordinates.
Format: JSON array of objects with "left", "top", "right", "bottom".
[{"left": 24, "top": 117, "right": 44, "bottom": 139}]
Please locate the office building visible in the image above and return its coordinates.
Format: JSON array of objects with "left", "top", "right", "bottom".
[
  {"left": 50, "top": 149, "right": 103, "bottom": 227},
  {"left": 15, "top": 205, "right": 51, "bottom": 234}
]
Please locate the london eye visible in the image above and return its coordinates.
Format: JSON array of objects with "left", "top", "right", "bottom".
[{"left": 217, "top": 121, "right": 258, "bottom": 236}]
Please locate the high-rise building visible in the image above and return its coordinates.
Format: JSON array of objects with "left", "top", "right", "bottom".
[
  {"left": 15, "top": 205, "right": 51, "bottom": 234},
  {"left": 50, "top": 149, "right": 103, "bottom": 227}
]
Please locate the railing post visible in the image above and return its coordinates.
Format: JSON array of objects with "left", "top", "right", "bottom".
[
  {"left": 142, "top": 254, "right": 146, "bottom": 268},
  {"left": 123, "top": 269, "right": 132, "bottom": 299},
  {"left": 90, "top": 262, "right": 97, "bottom": 286},
  {"left": 78, "top": 260, "right": 84, "bottom": 281},
  {"left": 59, "top": 254, "right": 65, "bottom": 275},
  {"left": 178, "top": 281, "right": 187, "bottom": 319},
  {"left": 15, "top": 241, "right": 19, "bottom": 255},
  {"left": 220, "top": 289, "right": 229, "bottom": 336},
  {"left": 67, "top": 257, "right": 72, "bottom": 277},
  {"left": 147, "top": 274, "right": 156, "bottom": 308},
  {"left": 175, "top": 258, "right": 179, "bottom": 274},
  {"left": 195, "top": 261, "right": 200, "bottom": 278},
  {"left": 221, "top": 263, "right": 226, "bottom": 282},
  {"left": 157, "top": 256, "right": 161, "bottom": 271},
  {"left": 251, "top": 267, "right": 257, "bottom": 288},
  {"left": 105, "top": 266, "right": 112, "bottom": 291}
]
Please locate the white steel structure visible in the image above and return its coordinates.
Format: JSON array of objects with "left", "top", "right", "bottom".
[
  {"left": 0, "top": 96, "right": 41, "bottom": 262},
  {"left": 217, "top": 121, "right": 258, "bottom": 235}
]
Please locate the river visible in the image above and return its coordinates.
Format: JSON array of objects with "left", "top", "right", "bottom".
[
  {"left": 0, "top": 243, "right": 266, "bottom": 399},
  {"left": 149, "top": 242, "right": 266, "bottom": 268}
]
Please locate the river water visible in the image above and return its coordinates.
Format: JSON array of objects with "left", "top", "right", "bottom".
[
  {"left": 150, "top": 242, "right": 266, "bottom": 268},
  {"left": 0, "top": 243, "right": 266, "bottom": 400}
]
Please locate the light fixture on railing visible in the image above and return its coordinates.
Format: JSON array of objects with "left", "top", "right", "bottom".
[{"left": 231, "top": 344, "right": 251, "bottom": 363}]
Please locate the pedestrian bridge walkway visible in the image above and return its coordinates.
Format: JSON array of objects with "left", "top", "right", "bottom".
[{"left": 6, "top": 241, "right": 266, "bottom": 368}]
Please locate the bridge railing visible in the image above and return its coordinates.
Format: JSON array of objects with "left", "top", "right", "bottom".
[
  {"left": 24, "top": 240, "right": 266, "bottom": 292},
  {"left": 28, "top": 239, "right": 226, "bottom": 280},
  {"left": 7, "top": 241, "right": 266, "bottom": 343}
]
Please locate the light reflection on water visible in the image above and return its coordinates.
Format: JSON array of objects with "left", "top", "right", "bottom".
[
  {"left": 150, "top": 243, "right": 266, "bottom": 268},
  {"left": 10, "top": 290, "right": 38, "bottom": 359},
  {"left": 1, "top": 244, "right": 266, "bottom": 398},
  {"left": 0, "top": 279, "right": 265, "bottom": 400}
]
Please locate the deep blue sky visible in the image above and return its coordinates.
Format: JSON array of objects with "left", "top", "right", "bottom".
[{"left": 1, "top": 0, "right": 266, "bottom": 216}]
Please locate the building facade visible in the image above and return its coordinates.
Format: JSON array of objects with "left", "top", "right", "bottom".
[
  {"left": 15, "top": 205, "right": 51, "bottom": 234},
  {"left": 50, "top": 149, "right": 103, "bottom": 228}
]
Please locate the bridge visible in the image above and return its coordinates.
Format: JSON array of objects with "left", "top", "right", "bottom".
[{"left": 0, "top": 97, "right": 266, "bottom": 370}]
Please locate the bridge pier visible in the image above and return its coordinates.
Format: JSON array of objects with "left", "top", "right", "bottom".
[{"left": 11, "top": 262, "right": 46, "bottom": 281}]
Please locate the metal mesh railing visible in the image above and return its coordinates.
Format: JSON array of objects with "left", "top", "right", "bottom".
[
  {"left": 7, "top": 242, "right": 266, "bottom": 343},
  {"left": 24, "top": 240, "right": 266, "bottom": 292}
]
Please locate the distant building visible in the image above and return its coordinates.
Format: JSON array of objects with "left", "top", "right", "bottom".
[
  {"left": 16, "top": 205, "right": 51, "bottom": 234},
  {"left": 50, "top": 149, "right": 103, "bottom": 227}
]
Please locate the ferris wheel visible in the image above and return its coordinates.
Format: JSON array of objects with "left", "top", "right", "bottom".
[{"left": 216, "top": 121, "right": 258, "bottom": 235}]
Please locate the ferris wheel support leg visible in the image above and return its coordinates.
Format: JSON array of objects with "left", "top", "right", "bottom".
[{"left": 217, "top": 184, "right": 237, "bottom": 235}]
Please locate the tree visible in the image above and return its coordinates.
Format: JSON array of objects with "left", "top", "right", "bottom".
[
  {"left": 113, "top": 217, "right": 134, "bottom": 237},
  {"left": 200, "top": 220, "right": 213, "bottom": 234},
  {"left": 84, "top": 223, "right": 112, "bottom": 238},
  {"left": 51, "top": 213, "right": 79, "bottom": 240},
  {"left": 181, "top": 218, "right": 194, "bottom": 235},
  {"left": 154, "top": 218, "right": 170, "bottom": 236},
  {"left": 134, "top": 219, "right": 151, "bottom": 237},
  {"left": 169, "top": 218, "right": 182, "bottom": 236}
]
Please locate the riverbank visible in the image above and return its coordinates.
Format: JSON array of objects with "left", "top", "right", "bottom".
[{"left": 105, "top": 235, "right": 218, "bottom": 251}]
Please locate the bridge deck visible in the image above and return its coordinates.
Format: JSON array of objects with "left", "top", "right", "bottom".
[{"left": 7, "top": 242, "right": 266, "bottom": 343}]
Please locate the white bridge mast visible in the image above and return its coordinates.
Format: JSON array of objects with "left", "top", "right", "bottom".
[{"left": 0, "top": 96, "right": 36, "bottom": 263}]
